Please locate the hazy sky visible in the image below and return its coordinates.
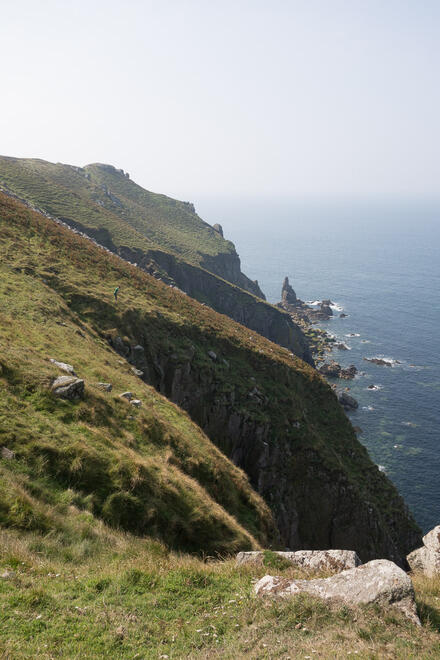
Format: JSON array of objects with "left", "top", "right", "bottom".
[{"left": 1, "top": 1, "right": 439, "bottom": 201}]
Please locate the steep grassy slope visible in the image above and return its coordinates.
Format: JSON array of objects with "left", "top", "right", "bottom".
[
  {"left": 0, "top": 156, "right": 317, "bottom": 363},
  {"left": 0, "top": 192, "right": 420, "bottom": 565},
  {"left": 0, "top": 208, "right": 278, "bottom": 554},
  {"left": 0, "top": 155, "right": 263, "bottom": 296}
]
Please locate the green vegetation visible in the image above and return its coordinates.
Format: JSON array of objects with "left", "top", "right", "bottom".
[
  {"left": 0, "top": 529, "right": 439, "bottom": 658},
  {"left": 0, "top": 156, "right": 235, "bottom": 267}
]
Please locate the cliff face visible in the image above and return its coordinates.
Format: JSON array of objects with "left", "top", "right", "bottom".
[
  {"left": 199, "top": 251, "right": 265, "bottom": 299},
  {"left": 103, "top": 324, "right": 420, "bottom": 567},
  {"left": 118, "top": 246, "right": 313, "bottom": 365}
]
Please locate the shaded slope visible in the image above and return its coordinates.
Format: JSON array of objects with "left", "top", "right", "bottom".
[{"left": 0, "top": 192, "right": 421, "bottom": 565}]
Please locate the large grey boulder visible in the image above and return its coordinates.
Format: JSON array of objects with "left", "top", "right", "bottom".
[
  {"left": 49, "top": 358, "right": 76, "bottom": 376},
  {"left": 237, "top": 550, "right": 361, "bottom": 572},
  {"left": 254, "top": 559, "right": 419, "bottom": 625},
  {"left": 51, "top": 376, "right": 84, "bottom": 400},
  {"left": 407, "top": 525, "right": 440, "bottom": 577}
]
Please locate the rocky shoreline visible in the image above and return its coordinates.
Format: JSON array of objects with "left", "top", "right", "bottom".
[{"left": 277, "top": 276, "right": 364, "bottom": 409}]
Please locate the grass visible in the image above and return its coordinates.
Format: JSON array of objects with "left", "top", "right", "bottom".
[
  {"left": 0, "top": 156, "right": 235, "bottom": 268},
  {"left": 0, "top": 528, "right": 439, "bottom": 658}
]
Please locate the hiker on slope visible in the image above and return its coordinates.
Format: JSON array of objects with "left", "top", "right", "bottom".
[{"left": 114, "top": 286, "right": 119, "bottom": 301}]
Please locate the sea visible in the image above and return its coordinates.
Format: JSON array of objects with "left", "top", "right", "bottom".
[{"left": 198, "top": 198, "right": 440, "bottom": 533}]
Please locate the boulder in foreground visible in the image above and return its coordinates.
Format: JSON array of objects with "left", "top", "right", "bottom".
[
  {"left": 254, "top": 559, "right": 419, "bottom": 625},
  {"left": 407, "top": 525, "right": 440, "bottom": 577},
  {"left": 237, "top": 549, "right": 361, "bottom": 572}
]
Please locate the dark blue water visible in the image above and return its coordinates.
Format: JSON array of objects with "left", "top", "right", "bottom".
[{"left": 198, "top": 198, "right": 440, "bottom": 532}]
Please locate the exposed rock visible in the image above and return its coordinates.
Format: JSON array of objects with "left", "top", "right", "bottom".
[
  {"left": 319, "top": 361, "right": 341, "bottom": 378},
  {"left": 281, "top": 277, "right": 298, "bottom": 305},
  {"left": 254, "top": 559, "right": 420, "bottom": 624},
  {"left": 130, "top": 399, "right": 142, "bottom": 408},
  {"left": 336, "top": 342, "right": 349, "bottom": 351},
  {"left": 319, "top": 363, "right": 357, "bottom": 380},
  {"left": 119, "top": 392, "right": 133, "bottom": 401},
  {"left": 131, "top": 367, "right": 144, "bottom": 377},
  {"left": 208, "top": 351, "right": 217, "bottom": 361},
  {"left": 212, "top": 223, "right": 224, "bottom": 237},
  {"left": 364, "top": 357, "right": 392, "bottom": 367},
  {"left": 338, "top": 391, "right": 358, "bottom": 410},
  {"left": 0, "top": 570, "right": 16, "bottom": 580},
  {"left": 96, "top": 382, "right": 112, "bottom": 392},
  {"left": 340, "top": 313, "right": 348, "bottom": 318},
  {"left": 320, "top": 300, "right": 333, "bottom": 317},
  {"left": 407, "top": 525, "right": 440, "bottom": 576},
  {"left": 340, "top": 365, "right": 357, "bottom": 380},
  {"left": 49, "top": 358, "right": 76, "bottom": 375},
  {"left": 1, "top": 447, "right": 15, "bottom": 460},
  {"left": 237, "top": 549, "right": 361, "bottom": 571},
  {"left": 51, "top": 376, "right": 84, "bottom": 400}
]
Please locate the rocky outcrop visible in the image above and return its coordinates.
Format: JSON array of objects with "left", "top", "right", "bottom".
[
  {"left": 49, "top": 358, "right": 77, "bottom": 375},
  {"left": 320, "top": 300, "right": 333, "bottom": 317},
  {"left": 281, "top": 277, "right": 298, "bottom": 306},
  {"left": 198, "top": 250, "right": 265, "bottom": 299},
  {"left": 51, "top": 376, "right": 84, "bottom": 400},
  {"left": 212, "top": 223, "right": 224, "bottom": 237},
  {"left": 254, "top": 559, "right": 420, "bottom": 624},
  {"left": 338, "top": 391, "right": 358, "bottom": 410},
  {"left": 319, "top": 362, "right": 357, "bottom": 380},
  {"left": 236, "top": 549, "right": 361, "bottom": 571},
  {"left": 407, "top": 526, "right": 440, "bottom": 576}
]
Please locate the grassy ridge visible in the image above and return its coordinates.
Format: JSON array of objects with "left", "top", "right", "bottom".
[{"left": 0, "top": 156, "right": 235, "bottom": 266}]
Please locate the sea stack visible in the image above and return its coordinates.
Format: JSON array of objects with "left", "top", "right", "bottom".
[{"left": 282, "top": 276, "right": 298, "bottom": 305}]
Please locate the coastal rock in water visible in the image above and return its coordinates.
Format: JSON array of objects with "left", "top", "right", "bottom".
[
  {"left": 407, "top": 525, "right": 440, "bottom": 577},
  {"left": 340, "top": 313, "right": 348, "bottom": 318},
  {"left": 364, "top": 357, "right": 392, "bottom": 367},
  {"left": 340, "top": 365, "right": 357, "bottom": 380},
  {"left": 338, "top": 391, "right": 358, "bottom": 410},
  {"left": 49, "top": 358, "right": 77, "bottom": 376},
  {"left": 320, "top": 300, "right": 333, "bottom": 317},
  {"left": 319, "top": 361, "right": 341, "bottom": 378},
  {"left": 51, "top": 376, "right": 84, "bottom": 400},
  {"left": 236, "top": 549, "right": 361, "bottom": 572},
  {"left": 281, "top": 276, "right": 298, "bottom": 305},
  {"left": 254, "top": 559, "right": 419, "bottom": 624}
]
